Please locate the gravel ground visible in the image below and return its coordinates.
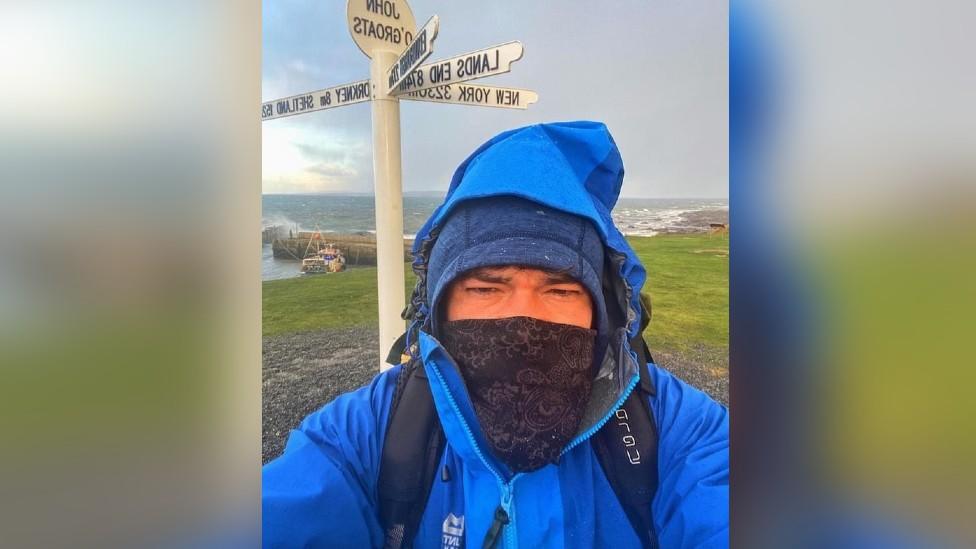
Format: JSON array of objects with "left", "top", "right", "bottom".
[
  {"left": 263, "top": 327, "right": 381, "bottom": 463},
  {"left": 652, "top": 346, "right": 729, "bottom": 406},
  {"left": 263, "top": 327, "right": 728, "bottom": 463}
]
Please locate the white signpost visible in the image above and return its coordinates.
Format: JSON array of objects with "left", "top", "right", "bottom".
[
  {"left": 347, "top": 0, "right": 417, "bottom": 58},
  {"left": 390, "top": 41, "right": 524, "bottom": 95},
  {"left": 387, "top": 15, "right": 439, "bottom": 92},
  {"left": 263, "top": 0, "right": 539, "bottom": 371},
  {"left": 400, "top": 82, "right": 538, "bottom": 110},
  {"left": 261, "top": 81, "right": 371, "bottom": 121}
]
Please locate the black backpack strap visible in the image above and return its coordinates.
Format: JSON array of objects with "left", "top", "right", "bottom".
[
  {"left": 592, "top": 297, "right": 660, "bottom": 548},
  {"left": 378, "top": 356, "right": 446, "bottom": 549},
  {"left": 593, "top": 350, "right": 659, "bottom": 548}
]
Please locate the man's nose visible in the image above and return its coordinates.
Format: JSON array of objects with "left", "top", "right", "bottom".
[{"left": 505, "top": 289, "right": 548, "bottom": 320}]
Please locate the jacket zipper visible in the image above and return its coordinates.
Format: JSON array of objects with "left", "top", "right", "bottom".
[
  {"left": 560, "top": 372, "right": 640, "bottom": 457},
  {"left": 561, "top": 254, "right": 643, "bottom": 457},
  {"left": 501, "top": 478, "right": 521, "bottom": 548},
  {"left": 428, "top": 355, "right": 639, "bottom": 548},
  {"left": 483, "top": 481, "right": 519, "bottom": 549},
  {"left": 427, "top": 357, "right": 522, "bottom": 548}
]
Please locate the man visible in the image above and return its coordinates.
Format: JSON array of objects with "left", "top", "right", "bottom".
[{"left": 263, "top": 121, "right": 729, "bottom": 548}]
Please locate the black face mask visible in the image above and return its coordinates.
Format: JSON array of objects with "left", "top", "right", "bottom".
[{"left": 439, "top": 316, "right": 597, "bottom": 473}]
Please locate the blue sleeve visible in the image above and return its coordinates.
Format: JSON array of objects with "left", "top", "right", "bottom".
[
  {"left": 650, "top": 365, "right": 729, "bottom": 548},
  {"left": 262, "top": 367, "right": 400, "bottom": 548}
]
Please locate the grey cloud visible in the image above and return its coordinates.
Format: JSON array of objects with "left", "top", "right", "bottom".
[{"left": 307, "top": 162, "right": 358, "bottom": 179}]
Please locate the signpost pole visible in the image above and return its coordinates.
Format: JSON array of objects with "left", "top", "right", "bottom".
[{"left": 369, "top": 50, "right": 406, "bottom": 371}]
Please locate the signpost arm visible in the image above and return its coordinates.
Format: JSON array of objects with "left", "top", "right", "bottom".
[{"left": 369, "top": 50, "right": 406, "bottom": 371}]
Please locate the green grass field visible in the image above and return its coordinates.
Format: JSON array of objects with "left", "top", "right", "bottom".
[
  {"left": 263, "top": 234, "right": 728, "bottom": 357},
  {"left": 628, "top": 234, "right": 729, "bottom": 354},
  {"left": 262, "top": 263, "right": 417, "bottom": 336}
]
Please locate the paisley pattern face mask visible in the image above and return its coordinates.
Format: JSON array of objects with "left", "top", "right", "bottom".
[{"left": 439, "top": 316, "right": 597, "bottom": 473}]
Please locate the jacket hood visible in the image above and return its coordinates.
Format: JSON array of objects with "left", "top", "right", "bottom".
[{"left": 406, "top": 121, "right": 649, "bottom": 477}]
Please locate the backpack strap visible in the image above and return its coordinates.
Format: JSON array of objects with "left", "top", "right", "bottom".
[
  {"left": 378, "top": 357, "right": 446, "bottom": 549},
  {"left": 592, "top": 298, "right": 660, "bottom": 548}
]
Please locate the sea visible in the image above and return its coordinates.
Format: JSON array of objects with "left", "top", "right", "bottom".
[{"left": 262, "top": 194, "right": 728, "bottom": 281}]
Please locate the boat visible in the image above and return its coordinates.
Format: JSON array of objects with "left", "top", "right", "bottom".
[{"left": 300, "top": 229, "right": 346, "bottom": 274}]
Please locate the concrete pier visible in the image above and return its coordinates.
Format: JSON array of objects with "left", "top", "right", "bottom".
[{"left": 271, "top": 232, "right": 412, "bottom": 266}]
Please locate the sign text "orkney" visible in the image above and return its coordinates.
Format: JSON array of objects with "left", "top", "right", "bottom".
[{"left": 261, "top": 80, "right": 371, "bottom": 121}]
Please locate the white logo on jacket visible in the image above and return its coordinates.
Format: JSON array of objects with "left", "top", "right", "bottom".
[{"left": 441, "top": 513, "right": 464, "bottom": 547}]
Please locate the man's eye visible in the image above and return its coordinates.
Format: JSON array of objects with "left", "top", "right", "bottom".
[
  {"left": 466, "top": 287, "right": 498, "bottom": 295},
  {"left": 548, "top": 288, "right": 581, "bottom": 297}
]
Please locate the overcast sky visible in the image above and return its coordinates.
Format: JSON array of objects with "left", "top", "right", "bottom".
[{"left": 262, "top": 0, "right": 727, "bottom": 198}]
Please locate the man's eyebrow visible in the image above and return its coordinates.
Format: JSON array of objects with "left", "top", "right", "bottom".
[
  {"left": 461, "top": 267, "right": 582, "bottom": 285},
  {"left": 543, "top": 271, "right": 582, "bottom": 285},
  {"left": 465, "top": 268, "right": 511, "bottom": 284}
]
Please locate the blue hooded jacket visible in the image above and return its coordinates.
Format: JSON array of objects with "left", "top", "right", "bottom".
[{"left": 263, "top": 121, "right": 729, "bottom": 548}]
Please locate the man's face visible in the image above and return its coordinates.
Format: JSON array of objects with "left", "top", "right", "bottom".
[{"left": 444, "top": 266, "right": 593, "bottom": 329}]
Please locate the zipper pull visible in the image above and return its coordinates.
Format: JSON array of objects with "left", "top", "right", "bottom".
[{"left": 481, "top": 505, "right": 510, "bottom": 549}]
